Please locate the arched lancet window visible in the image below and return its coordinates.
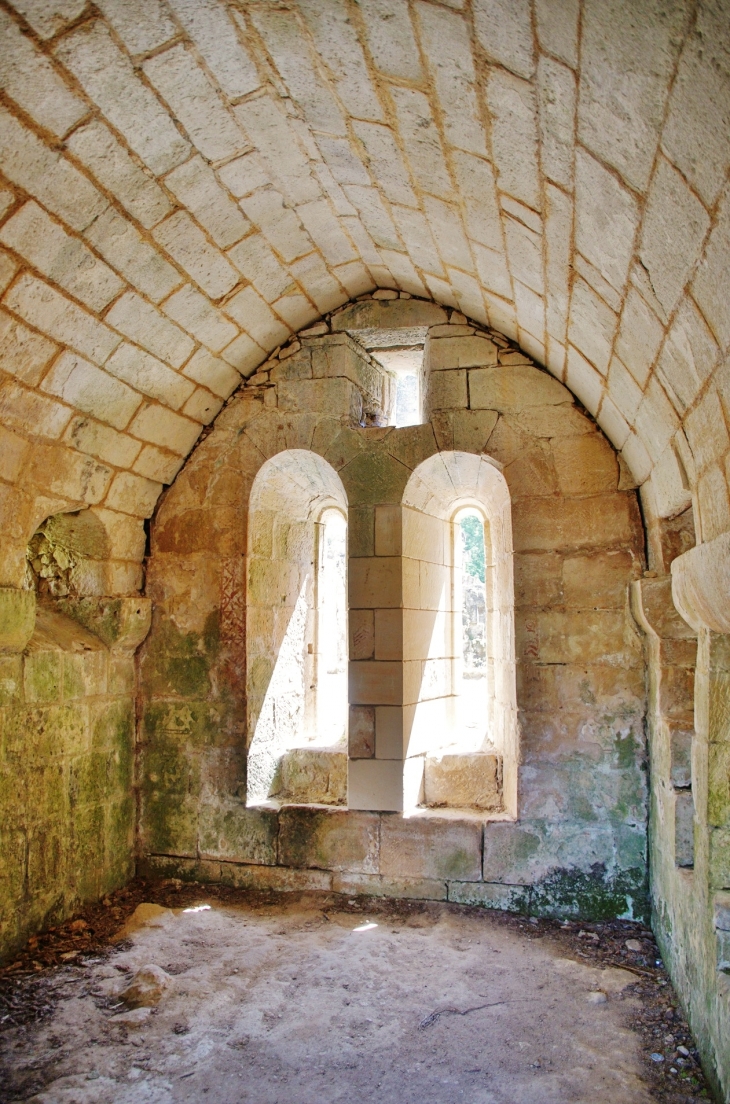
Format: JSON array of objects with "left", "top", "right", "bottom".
[
  {"left": 401, "top": 451, "right": 517, "bottom": 817},
  {"left": 246, "top": 451, "right": 348, "bottom": 808}
]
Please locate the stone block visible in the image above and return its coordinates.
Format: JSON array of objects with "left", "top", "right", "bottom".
[
  {"left": 380, "top": 814, "right": 482, "bottom": 881},
  {"left": 332, "top": 872, "right": 447, "bottom": 901},
  {"left": 43, "top": 351, "right": 141, "bottom": 432},
  {"left": 512, "top": 494, "right": 642, "bottom": 553},
  {"left": 563, "top": 552, "right": 635, "bottom": 610},
  {"left": 331, "top": 297, "right": 446, "bottom": 340},
  {"left": 219, "top": 861, "right": 332, "bottom": 893},
  {"left": 470, "top": 365, "right": 570, "bottom": 412},
  {"left": 348, "top": 557, "right": 401, "bottom": 609},
  {"left": 669, "top": 724, "right": 693, "bottom": 790},
  {"left": 714, "top": 891, "right": 730, "bottom": 931},
  {"left": 709, "top": 742, "right": 730, "bottom": 828},
  {"left": 517, "top": 609, "right": 631, "bottom": 665},
  {"left": 23, "top": 649, "right": 62, "bottom": 703},
  {"left": 514, "top": 552, "right": 563, "bottom": 608},
  {"left": 278, "top": 378, "right": 362, "bottom": 423},
  {"left": 659, "top": 666, "right": 695, "bottom": 722},
  {"left": 63, "top": 650, "right": 108, "bottom": 700},
  {"left": 503, "top": 442, "right": 558, "bottom": 499},
  {"left": 278, "top": 806, "right": 379, "bottom": 873},
  {"left": 675, "top": 790, "right": 695, "bottom": 868},
  {"left": 374, "top": 505, "right": 402, "bottom": 556},
  {"left": 348, "top": 759, "right": 402, "bottom": 812},
  {"left": 276, "top": 747, "right": 347, "bottom": 806},
  {"left": 129, "top": 404, "right": 201, "bottom": 457},
  {"left": 375, "top": 706, "right": 403, "bottom": 760},
  {"left": 198, "top": 802, "right": 277, "bottom": 865},
  {"left": 424, "top": 753, "right": 502, "bottom": 811},
  {"left": 349, "top": 705, "right": 375, "bottom": 758},
  {"left": 717, "top": 929, "right": 730, "bottom": 974},
  {"left": 349, "top": 661, "right": 402, "bottom": 705},
  {"left": 384, "top": 424, "right": 438, "bottom": 473},
  {"left": 447, "top": 881, "right": 530, "bottom": 913},
  {"left": 106, "top": 472, "right": 163, "bottom": 519},
  {"left": 428, "top": 335, "right": 498, "bottom": 370},
  {"left": 374, "top": 609, "right": 402, "bottom": 662},
  {"left": 552, "top": 434, "right": 619, "bottom": 495},
  {"left": 0, "top": 589, "right": 35, "bottom": 654},
  {"left": 710, "top": 828, "right": 730, "bottom": 888},
  {"left": 426, "top": 369, "right": 467, "bottom": 412},
  {"left": 350, "top": 610, "right": 374, "bottom": 661},
  {"left": 106, "top": 343, "right": 195, "bottom": 412},
  {"left": 482, "top": 820, "right": 616, "bottom": 885},
  {"left": 110, "top": 293, "right": 193, "bottom": 373}
]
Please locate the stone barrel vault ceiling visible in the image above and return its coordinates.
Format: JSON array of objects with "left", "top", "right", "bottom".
[{"left": 0, "top": 0, "right": 729, "bottom": 588}]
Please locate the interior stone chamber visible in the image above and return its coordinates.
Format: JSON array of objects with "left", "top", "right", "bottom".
[
  {"left": 138, "top": 295, "right": 649, "bottom": 917},
  {"left": 3, "top": 292, "right": 728, "bottom": 1097}
]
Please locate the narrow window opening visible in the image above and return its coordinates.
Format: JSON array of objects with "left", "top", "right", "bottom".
[
  {"left": 314, "top": 507, "right": 348, "bottom": 747},
  {"left": 455, "top": 509, "right": 489, "bottom": 753},
  {"left": 246, "top": 451, "right": 348, "bottom": 807},
  {"left": 371, "top": 347, "right": 423, "bottom": 427}
]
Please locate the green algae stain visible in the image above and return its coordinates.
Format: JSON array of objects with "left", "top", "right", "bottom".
[{"left": 529, "top": 864, "right": 649, "bottom": 923}]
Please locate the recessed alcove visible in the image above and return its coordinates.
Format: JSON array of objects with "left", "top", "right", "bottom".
[
  {"left": 246, "top": 449, "right": 349, "bottom": 808},
  {"left": 401, "top": 451, "right": 517, "bottom": 817}
]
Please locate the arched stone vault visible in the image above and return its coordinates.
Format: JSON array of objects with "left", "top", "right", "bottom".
[
  {"left": 1, "top": 2, "right": 730, "bottom": 1095},
  {"left": 0, "top": 0, "right": 728, "bottom": 593}
]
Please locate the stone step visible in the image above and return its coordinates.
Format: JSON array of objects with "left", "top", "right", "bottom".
[{"left": 423, "top": 752, "right": 503, "bottom": 812}]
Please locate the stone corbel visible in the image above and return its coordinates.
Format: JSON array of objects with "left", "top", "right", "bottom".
[
  {"left": 0, "top": 588, "right": 36, "bottom": 653},
  {"left": 53, "top": 596, "right": 152, "bottom": 652},
  {"left": 671, "top": 531, "right": 730, "bottom": 634}
]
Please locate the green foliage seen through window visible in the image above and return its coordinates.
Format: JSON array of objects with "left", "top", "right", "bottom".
[{"left": 460, "top": 513, "right": 485, "bottom": 583}]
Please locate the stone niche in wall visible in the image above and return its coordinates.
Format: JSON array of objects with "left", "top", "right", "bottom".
[{"left": 141, "top": 296, "right": 648, "bottom": 920}]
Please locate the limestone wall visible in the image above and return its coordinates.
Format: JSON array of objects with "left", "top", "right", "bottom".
[
  {"left": 141, "top": 298, "right": 648, "bottom": 920},
  {"left": 0, "top": 592, "right": 149, "bottom": 960},
  {"left": 635, "top": 563, "right": 730, "bottom": 1099}
]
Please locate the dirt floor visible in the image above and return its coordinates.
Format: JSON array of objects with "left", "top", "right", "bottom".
[{"left": 0, "top": 880, "right": 715, "bottom": 1104}]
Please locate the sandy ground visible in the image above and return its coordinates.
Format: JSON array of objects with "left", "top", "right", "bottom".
[{"left": 0, "top": 886, "right": 712, "bottom": 1104}]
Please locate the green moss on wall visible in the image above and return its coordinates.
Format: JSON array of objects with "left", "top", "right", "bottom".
[{"left": 527, "top": 863, "right": 649, "bottom": 923}]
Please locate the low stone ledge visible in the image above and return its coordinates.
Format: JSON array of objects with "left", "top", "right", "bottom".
[
  {"left": 138, "top": 855, "right": 223, "bottom": 884},
  {"left": 198, "top": 802, "right": 278, "bottom": 866},
  {"left": 332, "top": 872, "right": 447, "bottom": 901},
  {"left": 380, "top": 813, "right": 482, "bottom": 882},
  {"left": 278, "top": 806, "right": 379, "bottom": 873},
  {"left": 447, "top": 881, "right": 529, "bottom": 912},
  {"left": 219, "top": 862, "right": 333, "bottom": 893}
]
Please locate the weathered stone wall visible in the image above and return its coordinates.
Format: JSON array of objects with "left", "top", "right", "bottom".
[
  {"left": 635, "top": 548, "right": 730, "bottom": 1099},
  {"left": 140, "top": 297, "right": 648, "bottom": 920},
  {"left": 0, "top": 591, "right": 149, "bottom": 960}
]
